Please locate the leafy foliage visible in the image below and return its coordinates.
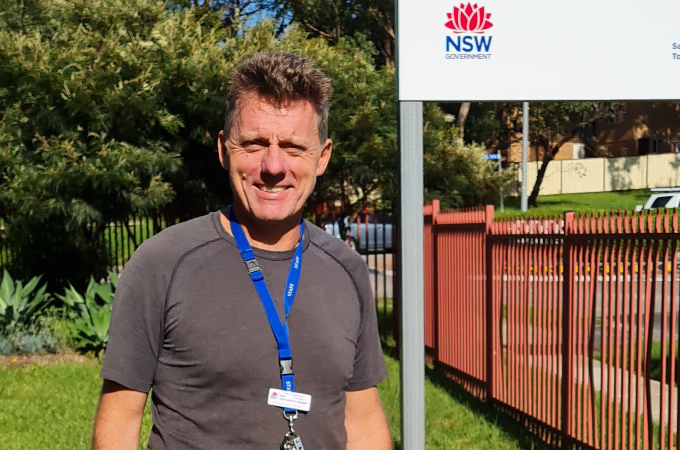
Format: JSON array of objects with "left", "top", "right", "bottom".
[
  {"left": 0, "top": 0, "right": 513, "bottom": 288},
  {"left": 0, "top": 334, "right": 10, "bottom": 356},
  {"left": 57, "top": 273, "right": 117, "bottom": 356},
  {"left": 462, "top": 102, "right": 619, "bottom": 207},
  {"left": 0, "top": 270, "right": 49, "bottom": 331},
  {"left": 263, "top": 0, "right": 395, "bottom": 65},
  {"left": 4, "top": 329, "right": 60, "bottom": 355},
  {"left": 0, "top": 0, "right": 191, "bottom": 286}
]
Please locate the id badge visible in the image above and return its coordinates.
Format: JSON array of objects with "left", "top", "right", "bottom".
[{"left": 267, "top": 388, "right": 312, "bottom": 412}]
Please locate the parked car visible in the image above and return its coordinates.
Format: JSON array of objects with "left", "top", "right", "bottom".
[
  {"left": 635, "top": 188, "right": 680, "bottom": 212},
  {"left": 324, "top": 213, "right": 393, "bottom": 253}
]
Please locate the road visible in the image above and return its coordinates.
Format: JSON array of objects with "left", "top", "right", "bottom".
[{"left": 365, "top": 254, "right": 394, "bottom": 300}]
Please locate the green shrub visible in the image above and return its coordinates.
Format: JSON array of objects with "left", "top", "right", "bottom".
[
  {"left": 0, "top": 335, "right": 10, "bottom": 356},
  {"left": 2, "top": 329, "right": 60, "bottom": 355},
  {"left": 57, "top": 273, "right": 117, "bottom": 357},
  {"left": 40, "top": 308, "right": 80, "bottom": 351},
  {"left": 0, "top": 270, "right": 50, "bottom": 331}
]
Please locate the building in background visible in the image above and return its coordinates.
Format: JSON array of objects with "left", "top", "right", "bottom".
[{"left": 506, "top": 101, "right": 680, "bottom": 163}]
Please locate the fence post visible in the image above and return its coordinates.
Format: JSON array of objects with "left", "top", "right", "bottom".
[
  {"left": 484, "top": 204, "right": 495, "bottom": 404},
  {"left": 431, "top": 200, "right": 440, "bottom": 365},
  {"left": 392, "top": 211, "right": 400, "bottom": 349},
  {"left": 561, "top": 211, "right": 576, "bottom": 448}
]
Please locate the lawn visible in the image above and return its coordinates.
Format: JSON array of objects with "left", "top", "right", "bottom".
[
  {"left": 0, "top": 361, "right": 152, "bottom": 450},
  {"left": 499, "top": 190, "right": 651, "bottom": 217},
  {"left": 0, "top": 356, "right": 549, "bottom": 450}
]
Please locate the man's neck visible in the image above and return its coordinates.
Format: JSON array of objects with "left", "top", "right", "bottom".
[{"left": 221, "top": 208, "right": 302, "bottom": 252}]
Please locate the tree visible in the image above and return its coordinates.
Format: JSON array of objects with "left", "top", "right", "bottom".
[
  {"left": 0, "top": 0, "right": 401, "bottom": 283},
  {"left": 1, "top": 0, "right": 511, "bottom": 287},
  {"left": 265, "top": 0, "right": 395, "bottom": 65},
  {"left": 524, "top": 102, "right": 618, "bottom": 207},
  {"left": 421, "top": 107, "right": 514, "bottom": 210},
  {"left": 462, "top": 101, "right": 619, "bottom": 207},
  {"left": 0, "top": 0, "right": 192, "bottom": 286},
  {"left": 165, "top": 0, "right": 267, "bottom": 32}
]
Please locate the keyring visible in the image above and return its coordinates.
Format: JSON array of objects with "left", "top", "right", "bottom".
[{"left": 282, "top": 410, "right": 298, "bottom": 422}]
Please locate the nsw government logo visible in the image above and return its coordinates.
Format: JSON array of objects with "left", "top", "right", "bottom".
[{"left": 444, "top": 3, "right": 494, "bottom": 60}]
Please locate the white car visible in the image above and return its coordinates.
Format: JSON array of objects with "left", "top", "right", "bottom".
[{"left": 635, "top": 188, "right": 680, "bottom": 212}]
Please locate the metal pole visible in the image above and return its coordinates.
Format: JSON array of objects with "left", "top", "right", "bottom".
[
  {"left": 521, "top": 101, "right": 529, "bottom": 212},
  {"left": 398, "top": 101, "right": 425, "bottom": 450},
  {"left": 498, "top": 150, "right": 504, "bottom": 213}
]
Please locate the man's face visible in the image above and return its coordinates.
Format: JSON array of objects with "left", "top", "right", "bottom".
[{"left": 218, "top": 94, "right": 332, "bottom": 225}]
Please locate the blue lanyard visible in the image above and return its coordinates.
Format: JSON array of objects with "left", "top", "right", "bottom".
[{"left": 229, "top": 208, "right": 303, "bottom": 413}]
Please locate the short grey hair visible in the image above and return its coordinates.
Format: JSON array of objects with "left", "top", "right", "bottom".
[{"left": 224, "top": 53, "right": 333, "bottom": 143}]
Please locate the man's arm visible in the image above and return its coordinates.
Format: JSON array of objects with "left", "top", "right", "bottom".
[
  {"left": 345, "top": 387, "right": 392, "bottom": 450},
  {"left": 91, "top": 380, "right": 148, "bottom": 450}
]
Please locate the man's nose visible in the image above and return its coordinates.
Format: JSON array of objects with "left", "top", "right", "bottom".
[{"left": 262, "top": 144, "right": 286, "bottom": 175}]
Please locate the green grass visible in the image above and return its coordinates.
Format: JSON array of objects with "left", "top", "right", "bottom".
[
  {"left": 376, "top": 297, "right": 396, "bottom": 346},
  {"left": 588, "top": 388, "right": 671, "bottom": 450},
  {"left": 0, "top": 356, "right": 550, "bottom": 450},
  {"left": 499, "top": 190, "right": 651, "bottom": 217},
  {"left": 380, "top": 356, "right": 551, "bottom": 449},
  {"left": 0, "top": 362, "right": 152, "bottom": 450}
]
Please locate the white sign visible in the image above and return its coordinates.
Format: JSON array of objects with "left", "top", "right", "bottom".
[{"left": 397, "top": 0, "right": 680, "bottom": 101}]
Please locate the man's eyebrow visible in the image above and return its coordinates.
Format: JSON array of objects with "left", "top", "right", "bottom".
[
  {"left": 234, "top": 133, "right": 311, "bottom": 148},
  {"left": 277, "top": 137, "right": 310, "bottom": 148},
  {"left": 234, "top": 132, "right": 264, "bottom": 143}
]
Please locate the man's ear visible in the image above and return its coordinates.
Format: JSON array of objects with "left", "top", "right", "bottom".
[
  {"left": 316, "top": 139, "right": 333, "bottom": 177},
  {"left": 217, "top": 130, "right": 228, "bottom": 170}
]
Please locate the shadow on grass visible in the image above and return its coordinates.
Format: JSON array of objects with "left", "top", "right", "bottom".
[{"left": 382, "top": 344, "right": 556, "bottom": 450}]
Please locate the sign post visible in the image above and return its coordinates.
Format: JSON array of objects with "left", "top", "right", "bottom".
[
  {"left": 396, "top": 1, "right": 680, "bottom": 448},
  {"left": 497, "top": 151, "right": 504, "bottom": 213},
  {"left": 521, "top": 102, "right": 529, "bottom": 212},
  {"left": 397, "top": 101, "right": 425, "bottom": 450}
]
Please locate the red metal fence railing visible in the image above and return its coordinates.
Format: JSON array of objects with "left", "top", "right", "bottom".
[
  {"left": 489, "top": 213, "right": 566, "bottom": 444},
  {"left": 416, "top": 202, "right": 680, "bottom": 450}
]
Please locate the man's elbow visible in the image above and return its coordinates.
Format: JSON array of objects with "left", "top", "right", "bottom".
[
  {"left": 345, "top": 409, "right": 392, "bottom": 449},
  {"left": 91, "top": 380, "right": 147, "bottom": 450}
]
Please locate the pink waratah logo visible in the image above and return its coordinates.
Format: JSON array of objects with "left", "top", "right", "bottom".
[{"left": 445, "top": 3, "right": 493, "bottom": 34}]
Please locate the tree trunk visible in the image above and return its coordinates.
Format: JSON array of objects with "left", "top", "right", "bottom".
[
  {"left": 528, "top": 152, "right": 553, "bottom": 207},
  {"left": 457, "top": 102, "right": 471, "bottom": 139},
  {"left": 528, "top": 128, "right": 578, "bottom": 207}
]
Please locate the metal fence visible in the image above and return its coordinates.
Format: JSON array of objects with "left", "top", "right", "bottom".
[
  {"left": 420, "top": 200, "right": 680, "bottom": 449},
  {"left": 0, "top": 215, "right": 172, "bottom": 276},
  {"left": 100, "top": 215, "right": 173, "bottom": 271}
]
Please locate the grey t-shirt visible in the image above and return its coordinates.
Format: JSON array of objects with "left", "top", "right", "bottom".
[{"left": 100, "top": 210, "right": 388, "bottom": 449}]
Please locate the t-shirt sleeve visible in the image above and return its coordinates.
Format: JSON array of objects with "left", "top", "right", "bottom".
[
  {"left": 346, "top": 261, "right": 389, "bottom": 392},
  {"left": 100, "top": 246, "right": 168, "bottom": 392}
]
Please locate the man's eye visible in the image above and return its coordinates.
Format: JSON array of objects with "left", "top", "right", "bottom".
[
  {"left": 244, "top": 143, "right": 266, "bottom": 151},
  {"left": 281, "top": 144, "right": 306, "bottom": 153}
]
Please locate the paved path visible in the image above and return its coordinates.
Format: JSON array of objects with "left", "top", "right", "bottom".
[
  {"left": 366, "top": 255, "right": 393, "bottom": 300},
  {"left": 575, "top": 357, "right": 678, "bottom": 432},
  {"left": 502, "top": 324, "right": 679, "bottom": 432}
]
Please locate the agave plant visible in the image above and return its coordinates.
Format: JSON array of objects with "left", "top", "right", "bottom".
[
  {"left": 57, "top": 272, "right": 118, "bottom": 356},
  {"left": 0, "top": 270, "right": 49, "bottom": 331}
]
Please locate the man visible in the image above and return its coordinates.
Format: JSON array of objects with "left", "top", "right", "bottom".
[{"left": 92, "top": 52, "right": 392, "bottom": 449}]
